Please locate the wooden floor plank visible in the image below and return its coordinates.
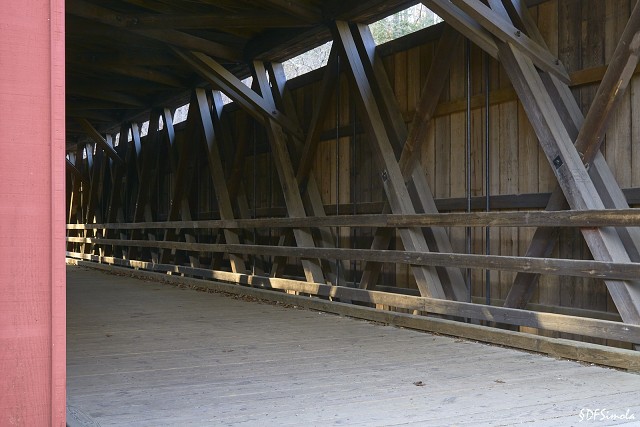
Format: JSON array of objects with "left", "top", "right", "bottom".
[{"left": 67, "top": 266, "right": 640, "bottom": 426}]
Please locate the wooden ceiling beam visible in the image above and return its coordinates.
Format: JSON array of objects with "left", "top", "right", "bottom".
[
  {"left": 67, "top": 110, "right": 120, "bottom": 123},
  {"left": 67, "top": 100, "right": 141, "bottom": 111},
  {"left": 67, "top": 88, "right": 147, "bottom": 107},
  {"left": 67, "top": 0, "right": 243, "bottom": 61},
  {"left": 71, "top": 62, "right": 186, "bottom": 87},
  {"left": 117, "top": 0, "right": 256, "bottom": 38},
  {"left": 245, "top": 26, "right": 330, "bottom": 62},
  {"left": 67, "top": 49, "right": 179, "bottom": 68},
  {"left": 254, "top": 0, "right": 322, "bottom": 23},
  {"left": 125, "top": 12, "right": 307, "bottom": 29},
  {"left": 329, "top": 0, "right": 412, "bottom": 23},
  {"left": 137, "top": 29, "right": 243, "bottom": 62},
  {"left": 121, "top": 0, "right": 244, "bottom": 14},
  {"left": 66, "top": 17, "right": 170, "bottom": 51}
]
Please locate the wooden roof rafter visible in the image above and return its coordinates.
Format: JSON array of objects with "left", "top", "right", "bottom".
[
  {"left": 67, "top": 0, "right": 244, "bottom": 62},
  {"left": 66, "top": 0, "right": 546, "bottom": 144}
]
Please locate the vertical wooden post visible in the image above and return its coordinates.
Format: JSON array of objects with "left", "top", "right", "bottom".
[{"left": 0, "top": 0, "right": 66, "bottom": 424}]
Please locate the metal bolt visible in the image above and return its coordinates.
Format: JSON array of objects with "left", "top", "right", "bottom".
[
  {"left": 553, "top": 155, "right": 563, "bottom": 169},
  {"left": 381, "top": 170, "right": 388, "bottom": 182},
  {"left": 515, "top": 30, "right": 521, "bottom": 37}
]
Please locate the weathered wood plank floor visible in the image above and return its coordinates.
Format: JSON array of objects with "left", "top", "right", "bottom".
[{"left": 67, "top": 266, "right": 640, "bottom": 426}]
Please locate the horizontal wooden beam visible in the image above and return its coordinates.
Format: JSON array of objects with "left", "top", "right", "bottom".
[
  {"left": 73, "top": 61, "right": 186, "bottom": 87},
  {"left": 137, "top": 29, "right": 242, "bottom": 62},
  {"left": 67, "top": 0, "right": 242, "bottom": 61},
  {"left": 373, "top": 286, "right": 623, "bottom": 322},
  {"left": 66, "top": 110, "right": 119, "bottom": 123},
  {"left": 67, "top": 87, "right": 146, "bottom": 107},
  {"left": 125, "top": 13, "right": 308, "bottom": 30},
  {"left": 258, "top": 0, "right": 322, "bottom": 23},
  {"left": 107, "top": 188, "right": 639, "bottom": 218},
  {"left": 66, "top": 209, "right": 640, "bottom": 230},
  {"left": 67, "top": 237, "right": 640, "bottom": 282},
  {"left": 67, "top": 100, "right": 141, "bottom": 111}
]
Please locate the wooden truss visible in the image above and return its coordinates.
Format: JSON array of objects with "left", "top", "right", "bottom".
[
  {"left": 421, "top": 0, "right": 640, "bottom": 324},
  {"left": 65, "top": 0, "right": 640, "bottom": 334}
]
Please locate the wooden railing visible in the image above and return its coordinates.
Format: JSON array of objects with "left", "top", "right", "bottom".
[{"left": 67, "top": 208, "right": 640, "bottom": 347}]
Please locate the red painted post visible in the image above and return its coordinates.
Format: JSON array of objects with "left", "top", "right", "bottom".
[{"left": 0, "top": 1, "right": 66, "bottom": 425}]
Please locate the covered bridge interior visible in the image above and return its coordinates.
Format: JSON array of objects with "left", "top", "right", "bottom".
[
  {"left": 65, "top": 0, "right": 640, "bottom": 352},
  {"left": 4, "top": 0, "right": 640, "bottom": 424}
]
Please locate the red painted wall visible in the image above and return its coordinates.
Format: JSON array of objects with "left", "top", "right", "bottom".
[{"left": 0, "top": 0, "right": 66, "bottom": 425}]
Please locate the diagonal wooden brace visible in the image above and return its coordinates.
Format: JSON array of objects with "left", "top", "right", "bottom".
[
  {"left": 489, "top": 0, "right": 640, "bottom": 309},
  {"left": 201, "top": 90, "right": 248, "bottom": 274},
  {"left": 265, "top": 59, "right": 348, "bottom": 285},
  {"left": 251, "top": 61, "right": 327, "bottom": 284},
  {"left": 351, "top": 22, "right": 468, "bottom": 301},
  {"left": 332, "top": 20, "right": 448, "bottom": 299},
  {"left": 498, "top": 41, "right": 640, "bottom": 324}
]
